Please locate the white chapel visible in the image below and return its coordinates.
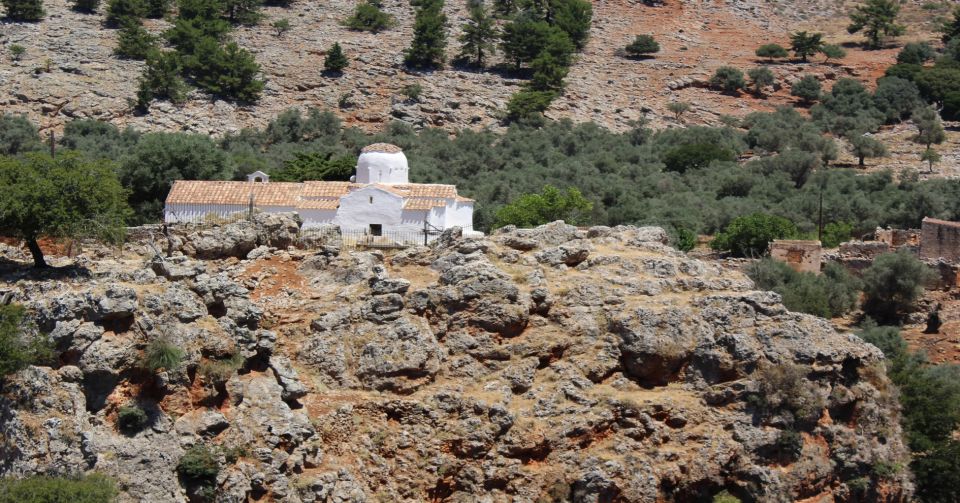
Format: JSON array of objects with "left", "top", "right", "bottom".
[{"left": 164, "top": 143, "right": 476, "bottom": 238}]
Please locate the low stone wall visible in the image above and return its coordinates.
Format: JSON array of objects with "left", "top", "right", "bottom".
[
  {"left": 770, "top": 240, "right": 822, "bottom": 274},
  {"left": 920, "top": 217, "right": 960, "bottom": 263}
]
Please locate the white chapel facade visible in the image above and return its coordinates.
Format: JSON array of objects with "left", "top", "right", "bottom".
[{"left": 164, "top": 143, "right": 476, "bottom": 237}]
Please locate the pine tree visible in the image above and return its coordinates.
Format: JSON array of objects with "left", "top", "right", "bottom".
[
  {"left": 72, "top": 0, "right": 101, "bottom": 13},
  {"left": 115, "top": 19, "right": 158, "bottom": 60},
  {"left": 144, "top": 0, "right": 170, "bottom": 18},
  {"left": 847, "top": 0, "right": 904, "bottom": 49},
  {"left": 2, "top": 0, "right": 45, "bottom": 21},
  {"left": 189, "top": 40, "right": 264, "bottom": 102},
  {"left": 789, "top": 31, "right": 823, "bottom": 62},
  {"left": 324, "top": 42, "right": 348, "bottom": 73},
  {"left": 136, "top": 50, "right": 187, "bottom": 110},
  {"left": 105, "top": 0, "right": 146, "bottom": 27},
  {"left": 223, "top": 0, "right": 261, "bottom": 25},
  {"left": 457, "top": 4, "right": 497, "bottom": 67},
  {"left": 404, "top": 0, "right": 447, "bottom": 69}
]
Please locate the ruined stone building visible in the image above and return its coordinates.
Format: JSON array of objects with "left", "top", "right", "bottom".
[
  {"left": 920, "top": 217, "right": 960, "bottom": 263},
  {"left": 770, "top": 240, "right": 822, "bottom": 273}
]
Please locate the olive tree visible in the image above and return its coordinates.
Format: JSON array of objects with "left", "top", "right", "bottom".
[{"left": 0, "top": 154, "right": 130, "bottom": 267}]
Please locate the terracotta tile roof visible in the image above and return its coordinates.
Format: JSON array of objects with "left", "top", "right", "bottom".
[
  {"left": 404, "top": 198, "right": 447, "bottom": 210},
  {"left": 361, "top": 143, "right": 403, "bottom": 153},
  {"left": 455, "top": 195, "right": 475, "bottom": 203},
  {"left": 251, "top": 182, "right": 303, "bottom": 206},
  {"left": 298, "top": 199, "right": 340, "bottom": 210},
  {"left": 166, "top": 180, "right": 468, "bottom": 210},
  {"left": 302, "top": 181, "right": 354, "bottom": 198}
]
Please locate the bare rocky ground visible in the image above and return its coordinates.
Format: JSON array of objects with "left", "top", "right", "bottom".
[{"left": 0, "top": 215, "right": 913, "bottom": 501}]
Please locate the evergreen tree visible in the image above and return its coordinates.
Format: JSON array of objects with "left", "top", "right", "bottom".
[
  {"left": 2, "top": 0, "right": 44, "bottom": 21},
  {"left": 491, "top": 0, "right": 514, "bottom": 17},
  {"left": 499, "top": 15, "right": 552, "bottom": 70},
  {"left": 789, "top": 31, "right": 823, "bottom": 62},
  {"left": 106, "top": 0, "right": 146, "bottom": 27},
  {"left": 136, "top": 50, "right": 187, "bottom": 110},
  {"left": 189, "top": 40, "right": 264, "bottom": 102},
  {"left": 551, "top": 0, "right": 591, "bottom": 49},
  {"left": 457, "top": 3, "right": 497, "bottom": 67},
  {"left": 115, "top": 19, "right": 158, "bottom": 59},
  {"left": 72, "top": 0, "right": 101, "bottom": 13},
  {"left": 528, "top": 28, "right": 573, "bottom": 90},
  {"left": 847, "top": 0, "right": 904, "bottom": 49},
  {"left": 404, "top": 0, "right": 447, "bottom": 69},
  {"left": 896, "top": 42, "right": 934, "bottom": 65},
  {"left": 324, "top": 42, "right": 348, "bottom": 73},
  {"left": 223, "top": 0, "right": 261, "bottom": 25},
  {"left": 144, "top": 0, "right": 170, "bottom": 17}
]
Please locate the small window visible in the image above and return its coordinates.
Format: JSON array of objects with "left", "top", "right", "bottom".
[
  {"left": 253, "top": 177, "right": 263, "bottom": 182},
  {"left": 369, "top": 224, "right": 382, "bottom": 236},
  {"left": 369, "top": 196, "right": 373, "bottom": 204}
]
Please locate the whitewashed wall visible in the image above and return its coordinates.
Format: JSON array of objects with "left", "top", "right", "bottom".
[
  {"left": 299, "top": 209, "right": 337, "bottom": 228},
  {"left": 334, "top": 187, "right": 422, "bottom": 233},
  {"left": 444, "top": 201, "right": 475, "bottom": 232},
  {"left": 355, "top": 152, "right": 409, "bottom": 184},
  {"left": 165, "top": 204, "right": 249, "bottom": 223}
]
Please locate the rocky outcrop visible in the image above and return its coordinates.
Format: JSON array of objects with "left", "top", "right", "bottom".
[{"left": 0, "top": 222, "right": 913, "bottom": 502}]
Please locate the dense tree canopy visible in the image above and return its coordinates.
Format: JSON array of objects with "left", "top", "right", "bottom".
[{"left": 0, "top": 154, "right": 131, "bottom": 267}]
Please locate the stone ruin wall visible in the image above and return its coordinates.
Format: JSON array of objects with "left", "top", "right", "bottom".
[{"left": 770, "top": 240, "right": 822, "bottom": 274}]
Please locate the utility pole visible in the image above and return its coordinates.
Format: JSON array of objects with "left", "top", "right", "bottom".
[
  {"left": 49, "top": 130, "right": 55, "bottom": 158},
  {"left": 817, "top": 188, "right": 823, "bottom": 242}
]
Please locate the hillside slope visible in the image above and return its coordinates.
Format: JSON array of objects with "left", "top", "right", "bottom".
[
  {"left": 0, "top": 218, "right": 913, "bottom": 501},
  {"left": 1, "top": 0, "right": 932, "bottom": 136}
]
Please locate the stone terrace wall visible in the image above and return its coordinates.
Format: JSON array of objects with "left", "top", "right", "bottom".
[
  {"left": 920, "top": 218, "right": 960, "bottom": 263},
  {"left": 770, "top": 239, "right": 822, "bottom": 274}
]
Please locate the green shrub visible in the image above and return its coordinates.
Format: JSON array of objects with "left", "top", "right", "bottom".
[
  {"left": 1, "top": 304, "right": 51, "bottom": 379},
  {"left": 198, "top": 353, "right": 245, "bottom": 385},
  {"left": 271, "top": 18, "right": 290, "bottom": 37},
  {"left": 672, "top": 227, "right": 696, "bottom": 252},
  {"left": 710, "top": 213, "right": 797, "bottom": 257},
  {"left": 117, "top": 404, "right": 149, "bottom": 432},
  {"left": 861, "top": 250, "right": 936, "bottom": 323},
  {"left": 709, "top": 66, "right": 745, "bottom": 94},
  {"left": 401, "top": 83, "right": 423, "bottom": 102},
  {"left": 0, "top": 474, "right": 118, "bottom": 503},
  {"left": 775, "top": 428, "right": 803, "bottom": 461},
  {"left": 897, "top": 41, "right": 934, "bottom": 65},
  {"left": 747, "top": 67, "right": 775, "bottom": 96},
  {"left": 2, "top": 0, "right": 44, "bottom": 20},
  {"left": 747, "top": 259, "right": 860, "bottom": 318},
  {"left": 662, "top": 143, "right": 735, "bottom": 173},
  {"left": 624, "top": 34, "right": 658, "bottom": 58},
  {"left": 144, "top": 337, "right": 184, "bottom": 371},
  {"left": 505, "top": 89, "right": 557, "bottom": 122},
  {"left": 344, "top": 2, "right": 392, "bottom": 32},
  {"left": 9, "top": 44, "right": 26, "bottom": 61},
  {"left": 0, "top": 114, "right": 42, "bottom": 155},
  {"left": 186, "top": 40, "right": 264, "bottom": 103},
  {"left": 791, "top": 75, "right": 821, "bottom": 105},
  {"left": 819, "top": 43, "right": 846, "bottom": 63},
  {"left": 72, "top": 0, "right": 100, "bottom": 13},
  {"left": 755, "top": 43, "right": 788, "bottom": 60},
  {"left": 912, "top": 440, "right": 960, "bottom": 502},
  {"left": 820, "top": 221, "right": 853, "bottom": 248},
  {"left": 144, "top": 0, "right": 169, "bottom": 17},
  {"left": 712, "top": 490, "right": 742, "bottom": 503},
  {"left": 494, "top": 185, "right": 592, "bottom": 228},
  {"left": 177, "top": 444, "right": 220, "bottom": 484}
]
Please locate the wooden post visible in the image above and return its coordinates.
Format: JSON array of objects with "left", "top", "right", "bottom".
[{"left": 49, "top": 130, "right": 55, "bottom": 158}]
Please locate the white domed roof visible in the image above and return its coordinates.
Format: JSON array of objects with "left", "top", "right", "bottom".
[{"left": 356, "top": 144, "right": 409, "bottom": 184}]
